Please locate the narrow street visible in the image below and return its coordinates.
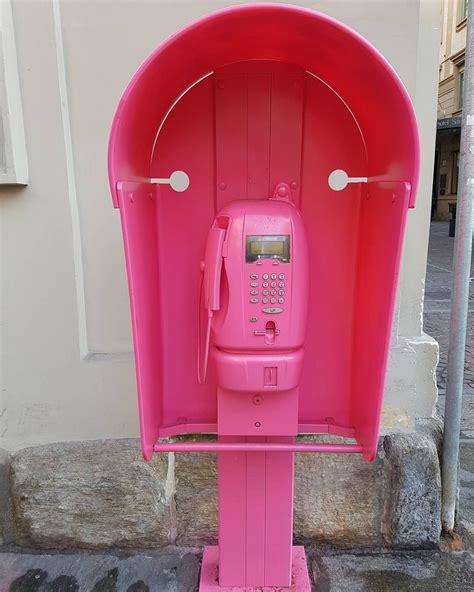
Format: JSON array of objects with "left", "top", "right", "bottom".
[{"left": 424, "top": 221, "right": 474, "bottom": 526}]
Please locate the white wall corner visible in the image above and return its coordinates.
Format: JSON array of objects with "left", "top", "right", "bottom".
[
  {"left": 382, "top": 333, "right": 439, "bottom": 432},
  {"left": 0, "top": 0, "right": 28, "bottom": 185}
]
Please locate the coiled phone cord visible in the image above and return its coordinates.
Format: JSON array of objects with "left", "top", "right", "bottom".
[{"left": 197, "top": 270, "right": 213, "bottom": 385}]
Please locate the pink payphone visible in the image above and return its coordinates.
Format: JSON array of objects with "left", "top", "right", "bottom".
[
  {"left": 200, "top": 187, "right": 309, "bottom": 438},
  {"left": 108, "top": 4, "right": 420, "bottom": 590}
]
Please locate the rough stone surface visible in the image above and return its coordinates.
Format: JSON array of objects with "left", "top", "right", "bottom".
[
  {"left": 383, "top": 432, "right": 441, "bottom": 548},
  {"left": 312, "top": 549, "right": 474, "bottom": 592},
  {"left": 11, "top": 439, "right": 171, "bottom": 549},
  {"left": 0, "top": 448, "right": 14, "bottom": 544},
  {"left": 174, "top": 436, "right": 218, "bottom": 546},
  {"left": 0, "top": 550, "right": 201, "bottom": 592},
  {"left": 294, "top": 437, "right": 384, "bottom": 547},
  {"left": 174, "top": 435, "right": 386, "bottom": 548}
]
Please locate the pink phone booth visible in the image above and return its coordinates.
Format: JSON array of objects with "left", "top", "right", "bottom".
[{"left": 108, "top": 4, "right": 419, "bottom": 590}]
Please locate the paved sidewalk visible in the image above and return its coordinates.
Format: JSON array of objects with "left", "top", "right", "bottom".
[
  {"left": 423, "top": 221, "right": 474, "bottom": 526},
  {"left": 0, "top": 547, "right": 473, "bottom": 592}
]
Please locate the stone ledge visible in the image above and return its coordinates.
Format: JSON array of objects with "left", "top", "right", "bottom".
[
  {"left": 11, "top": 439, "right": 171, "bottom": 549},
  {"left": 383, "top": 430, "right": 441, "bottom": 548},
  {"left": 8, "top": 427, "right": 442, "bottom": 549}
]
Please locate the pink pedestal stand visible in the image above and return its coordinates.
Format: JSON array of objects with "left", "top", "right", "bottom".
[{"left": 200, "top": 546, "right": 311, "bottom": 591}]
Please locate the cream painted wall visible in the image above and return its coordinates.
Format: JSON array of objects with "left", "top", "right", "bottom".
[{"left": 0, "top": 0, "right": 440, "bottom": 451}]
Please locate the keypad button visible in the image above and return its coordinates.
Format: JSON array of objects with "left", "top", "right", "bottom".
[
  {"left": 249, "top": 316, "right": 258, "bottom": 322},
  {"left": 250, "top": 297, "right": 258, "bottom": 303},
  {"left": 270, "top": 289, "right": 277, "bottom": 295},
  {"left": 272, "top": 261, "right": 279, "bottom": 266},
  {"left": 262, "top": 273, "right": 269, "bottom": 280},
  {"left": 256, "top": 261, "right": 263, "bottom": 266},
  {"left": 262, "top": 282, "right": 269, "bottom": 288},
  {"left": 278, "top": 297, "right": 285, "bottom": 304},
  {"left": 270, "top": 297, "right": 277, "bottom": 303},
  {"left": 250, "top": 273, "right": 259, "bottom": 279},
  {"left": 279, "top": 282, "right": 285, "bottom": 288},
  {"left": 262, "top": 297, "right": 269, "bottom": 303},
  {"left": 250, "top": 282, "right": 258, "bottom": 287},
  {"left": 279, "top": 289, "right": 285, "bottom": 296},
  {"left": 271, "top": 281, "right": 277, "bottom": 288},
  {"left": 279, "top": 273, "right": 285, "bottom": 279},
  {"left": 271, "top": 273, "right": 277, "bottom": 279},
  {"left": 262, "top": 307, "right": 283, "bottom": 314},
  {"left": 250, "top": 290, "right": 258, "bottom": 295},
  {"left": 262, "top": 289, "right": 269, "bottom": 296}
]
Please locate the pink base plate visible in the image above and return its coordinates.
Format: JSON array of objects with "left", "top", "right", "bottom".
[{"left": 199, "top": 546, "right": 312, "bottom": 591}]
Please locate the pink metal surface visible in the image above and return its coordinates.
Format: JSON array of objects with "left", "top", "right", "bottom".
[
  {"left": 218, "top": 437, "right": 294, "bottom": 587},
  {"left": 153, "top": 442, "right": 364, "bottom": 453},
  {"left": 108, "top": 3, "right": 420, "bottom": 462},
  {"left": 199, "top": 545, "right": 311, "bottom": 591}
]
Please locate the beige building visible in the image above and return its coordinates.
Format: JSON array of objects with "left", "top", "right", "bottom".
[
  {"left": 434, "top": 0, "right": 469, "bottom": 221},
  {"left": 0, "top": 1, "right": 443, "bottom": 549}
]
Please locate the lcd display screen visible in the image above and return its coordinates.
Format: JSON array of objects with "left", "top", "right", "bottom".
[{"left": 246, "top": 235, "right": 290, "bottom": 262}]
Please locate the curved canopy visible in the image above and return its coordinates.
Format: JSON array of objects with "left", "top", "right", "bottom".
[{"left": 108, "top": 3, "right": 419, "bottom": 207}]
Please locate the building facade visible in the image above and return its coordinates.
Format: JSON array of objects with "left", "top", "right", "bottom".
[
  {"left": 434, "top": 0, "right": 469, "bottom": 220},
  {"left": 0, "top": 0, "right": 442, "bottom": 549}
]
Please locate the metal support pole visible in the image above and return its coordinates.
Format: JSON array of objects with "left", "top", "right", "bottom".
[{"left": 441, "top": 0, "right": 474, "bottom": 532}]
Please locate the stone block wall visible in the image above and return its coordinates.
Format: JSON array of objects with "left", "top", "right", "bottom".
[{"left": 0, "top": 424, "right": 442, "bottom": 551}]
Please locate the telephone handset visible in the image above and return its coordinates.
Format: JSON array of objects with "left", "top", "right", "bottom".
[
  {"left": 198, "top": 219, "right": 228, "bottom": 383},
  {"left": 203, "top": 224, "right": 227, "bottom": 313},
  {"left": 198, "top": 184, "right": 309, "bottom": 387}
]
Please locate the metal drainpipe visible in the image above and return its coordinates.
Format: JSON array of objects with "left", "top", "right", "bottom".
[{"left": 441, "top": 0, "right": 474, "bottom": 533}]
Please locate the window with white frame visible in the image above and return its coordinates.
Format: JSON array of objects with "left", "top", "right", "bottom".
[{"left": 0, "top": 0, "right": 28, "bottom": 185}]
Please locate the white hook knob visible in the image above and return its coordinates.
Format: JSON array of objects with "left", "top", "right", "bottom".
[
  {"left": 328, "top": 169, "right": 367, "bottom": 191},
  {"left": 151, "top": 170, "right": 190, "bottom": 192}
]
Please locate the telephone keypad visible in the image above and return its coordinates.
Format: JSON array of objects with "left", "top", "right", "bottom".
[{"left": 248, "top": 266, "right": 287, "bottom": 314}]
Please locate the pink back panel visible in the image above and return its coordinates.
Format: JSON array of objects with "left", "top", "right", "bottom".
[
  {"left": 118, "top": 182, "right": 162, "bottom": 461},
  {"left": 298, "top": 74, "right": 366, "bottom": 429},
  {"left": 151, "top": 76, "right": 217, "bottom": 427}
]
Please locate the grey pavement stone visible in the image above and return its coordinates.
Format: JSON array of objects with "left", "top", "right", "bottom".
[
  {"left": 0, "top": 550, "right": 200, "bottom": 592},
  {"left": 11, "top": 440, "right": 172, "bottom": 549},
  {"left": 312, "top": 549, "right": 474, "bottom": 592},
  {"left": 461, "top": 441, "right": 474, "bottom": 525},
  {"left": 437, "top": 394, "right": 474, "bottom": 432},
  {"left": 382, "top": 433, "right": 441, "bottom": 548}
]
